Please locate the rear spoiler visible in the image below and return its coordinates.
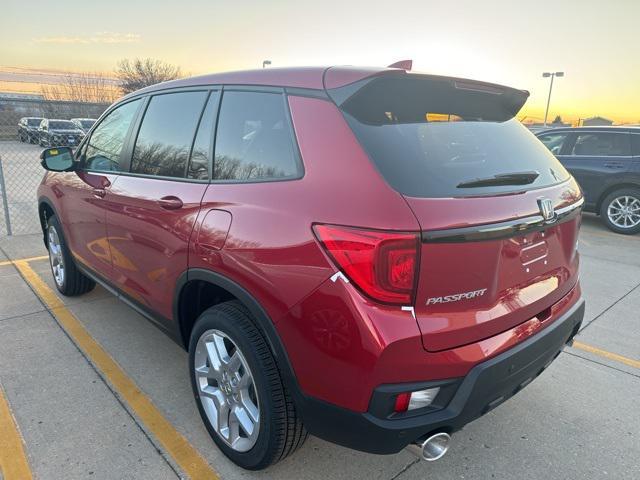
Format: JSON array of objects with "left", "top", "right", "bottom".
[{"left": 328, "top": 72, "right": 529, "bottom": 124}]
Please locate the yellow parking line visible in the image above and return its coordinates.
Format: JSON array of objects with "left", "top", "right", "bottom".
[
  {"left": 573, "top": 341, "right": 640, "bottom": 370},
  {"left": 14, "top": 260, "right": 219, "bottom": 480},
  {"left": 0, "top": 255, "right": 48, "bottom": 267},
  {"left": 0, "top": 386, "right": 33, "bottom": 480}
]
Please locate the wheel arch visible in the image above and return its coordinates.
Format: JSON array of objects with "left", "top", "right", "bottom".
[
  {"left": 174, "top": 268, "right": 300, "bottom": 396},
  {"left": 38, "top": 196, "right": 59, "bottom": 248}
]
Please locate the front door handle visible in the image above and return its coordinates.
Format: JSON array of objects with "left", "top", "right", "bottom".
[
  {"left": 158, "top": 196, "right": 183, "bottom": 210},
  {"left": 93, "top": 188, "right": 106, "bottom": 198}
]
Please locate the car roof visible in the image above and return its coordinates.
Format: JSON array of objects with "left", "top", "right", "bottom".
[
  {"left": 125, "top": 65, "right": 528, "bottom": 100},
  {"left": 536, "top": 126, "right": 640, "bottom": 135},
  {"left": 127, "top": 66, "right": 390, "bottom": 97}
]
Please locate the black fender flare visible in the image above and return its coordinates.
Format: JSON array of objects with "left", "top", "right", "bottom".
[
  {"left": 173, "top": 268, "right": 302, "bottom": 401},
  {"left": 37, "top": 196, "right": 60, "bottom": 246}
]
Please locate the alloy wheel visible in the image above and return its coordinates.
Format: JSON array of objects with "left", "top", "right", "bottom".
[
  {"left": 607, "top": 195, "right": 640, "bottom": 229},
  {"left": 194, "top": 329, "right": 260, "bottom": 452},
  {"left": 48, "top": 225, "right": 65, "bottom": 287}
]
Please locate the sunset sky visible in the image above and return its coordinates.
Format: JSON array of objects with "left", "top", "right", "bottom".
[{"left": 1, "top": 0, "right": 638, "bottom": 123}]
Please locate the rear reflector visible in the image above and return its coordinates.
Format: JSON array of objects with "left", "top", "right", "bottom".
[
  {"left": 394, "top": 392, "right": 411, "bottom": 412},
  {"left": 313, "top": 224, "right": 419, "bottom": 304},
  {"left": 394, "top": 387, "right": 441, "bottom": 413}
]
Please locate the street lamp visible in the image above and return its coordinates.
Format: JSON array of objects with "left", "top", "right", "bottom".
[
  {"left": 542, "top": 71, "right": 564, "bottom": 126},
  {"left": 262, "top": 60, "right": 272, "bottom": 68}
]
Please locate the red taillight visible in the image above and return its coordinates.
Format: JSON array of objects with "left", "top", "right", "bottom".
[
  {"left": 394, "top": 392, "right": 411, "bottom": 412},
  {"left": 313, "top": 224, "right": 419, "bottom": 305}
]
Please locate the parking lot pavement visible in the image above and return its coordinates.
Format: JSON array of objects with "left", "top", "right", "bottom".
[{"left": 0, "top": 215, "right": 638, "bottom": 479}]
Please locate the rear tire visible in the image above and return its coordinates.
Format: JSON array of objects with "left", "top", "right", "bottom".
[
  {"left": 600, "top": 188, "right": 640, "bottom": 235},
  {"left": 46, "top": 215, "right": 96, "bottom": 296},
  {"left": 189, "top": 301, "right": 307, "bottom": 470}
]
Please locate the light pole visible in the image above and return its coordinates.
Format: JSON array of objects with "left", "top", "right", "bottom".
[
  {"left": 262, "top": 60, "right": 272, "bottom": 69},
  {"left": 542, "top": 71, "right": 564, "bottom": 126}
]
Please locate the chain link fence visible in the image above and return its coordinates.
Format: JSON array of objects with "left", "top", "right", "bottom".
[{"left": 0, "top": 97, "right": 109, "bottom": 235}]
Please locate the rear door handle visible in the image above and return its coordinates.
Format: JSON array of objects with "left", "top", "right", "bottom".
[
  {"left": 604, "top": 162, "right": 625, "bottom": 169},
  {"left": 158, "top": 196, "right": 183, "bottom": 210},
  {"left": 93, "top": 188, "right": 106, "bottom": 198}
]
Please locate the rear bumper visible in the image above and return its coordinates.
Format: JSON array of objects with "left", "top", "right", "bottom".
[{"left": 298, "top": 297, "right": 585, "bottom": 454}]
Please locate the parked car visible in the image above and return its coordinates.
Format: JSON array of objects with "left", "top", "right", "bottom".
[
  {"left": 37, "top": 119, "right": 85, "bottom": 148},
  {"left": 37, "top": 65, "right": 585, "bottom": 470},
  {"left": 17, "top": 117, "right": 44, "bottom": 143},
  {"left": 536, "top": 126, "right": 640, "bottom": 234},
  {"left": 70, "top": 117, "right": 97, "bottom": 133}
]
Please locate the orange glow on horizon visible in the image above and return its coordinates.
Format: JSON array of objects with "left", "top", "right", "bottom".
[{"left": 1, "top": 0, "right": 638, "bottom": 124}]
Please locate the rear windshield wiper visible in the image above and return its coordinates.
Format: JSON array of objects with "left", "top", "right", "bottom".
[{"left": 456, "top": 171, "right": 540, "bottom": 188}]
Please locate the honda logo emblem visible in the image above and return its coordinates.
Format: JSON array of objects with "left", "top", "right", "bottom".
[{"left": 538, "top": 198, "right": 555, "bottom": 222}]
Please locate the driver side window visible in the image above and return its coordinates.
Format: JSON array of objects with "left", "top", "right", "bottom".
[
  {"left": 538, "top": 132, "right": 569, "bottom": 156},
  {"left": 84, "top": 99, "right": 141, "bottom": 172}
]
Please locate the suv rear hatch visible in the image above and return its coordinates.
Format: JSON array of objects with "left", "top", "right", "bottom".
[{"left": 329, "top": 71, "right": 582, "bottom": 352}]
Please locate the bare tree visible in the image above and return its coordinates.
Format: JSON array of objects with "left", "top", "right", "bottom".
[
  {"left": 40, "top": 72, "right": 121, "bottom": 104},
  {"left": 115, "top": 58, "right": 182, "bottom": 94}
]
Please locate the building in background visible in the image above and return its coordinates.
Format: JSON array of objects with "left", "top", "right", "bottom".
[{"left": 582, "top": 116, "right": 613, "bottom": 126}]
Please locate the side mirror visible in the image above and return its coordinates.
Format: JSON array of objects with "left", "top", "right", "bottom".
[{"left": 40, "top": 147, "right": 75, "bottom": 172}]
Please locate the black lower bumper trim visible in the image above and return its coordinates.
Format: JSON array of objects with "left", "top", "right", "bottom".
[{"left": 297, "top": 298, "right": 585, "bottom": 454}]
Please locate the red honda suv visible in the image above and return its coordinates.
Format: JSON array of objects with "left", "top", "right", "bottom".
[{"left": 37, "top": 65, "right": 585, "bottom": 470}]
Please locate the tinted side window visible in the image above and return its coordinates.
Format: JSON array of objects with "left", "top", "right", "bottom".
[
  {"left": 537, "top": 132, "right": 569, "bottom": 155},
  {"left": 631, "top": 134, "right": 640, "bottom": 156},
  {"left": 213, "top": 91, "right": 300, "bottom": 181},
  {"left": 188, "top": 91, "right": 220, "bottom": 180},
  {"left": 571, "top": 132, "right": 631, "bottom": 156},
  {"left": 85, "top": 99, "right": 140, "bottom": 172},
  {"left": 131, "top": 91, "right": 208, "bottom": 178}
]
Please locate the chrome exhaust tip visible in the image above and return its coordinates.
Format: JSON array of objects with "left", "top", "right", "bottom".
[{"left": 406, "top": 432, "right": 451, "bottom": 462}]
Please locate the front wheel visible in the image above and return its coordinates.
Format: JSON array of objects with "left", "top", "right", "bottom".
[
  {"left": 46, "top": 215, "right": 96, "bottom": 295},
  {"left": 189, "top": 301, "right": 307, "bottom": 470},
  {"left": 600, "top": 188, "right": 640, "bottom": 235}
]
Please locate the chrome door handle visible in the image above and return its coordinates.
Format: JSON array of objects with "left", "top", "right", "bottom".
[{"left": 93, "top": 188, "right": 106, "bottom": 198}]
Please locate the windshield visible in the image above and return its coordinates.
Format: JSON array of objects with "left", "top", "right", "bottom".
[
  {"left": 338, "top": 75, "right": 570, "bottom": 198},
  {"left": 49, "top": 121, "right": 76, "bottom": 130},
  {"left": 27, "top": 118, "right": 42, "bottom": 126}
]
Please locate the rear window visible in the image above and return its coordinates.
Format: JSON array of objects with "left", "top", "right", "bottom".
[
  {"left": 80, "top": 120, "right": 95, "bottom": 128},
  {"left": 337, "top": 75, "right": 571, "bottom": 198},
  {"left": 27, "top": 118, "right": 41, "bottom": 126}
]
